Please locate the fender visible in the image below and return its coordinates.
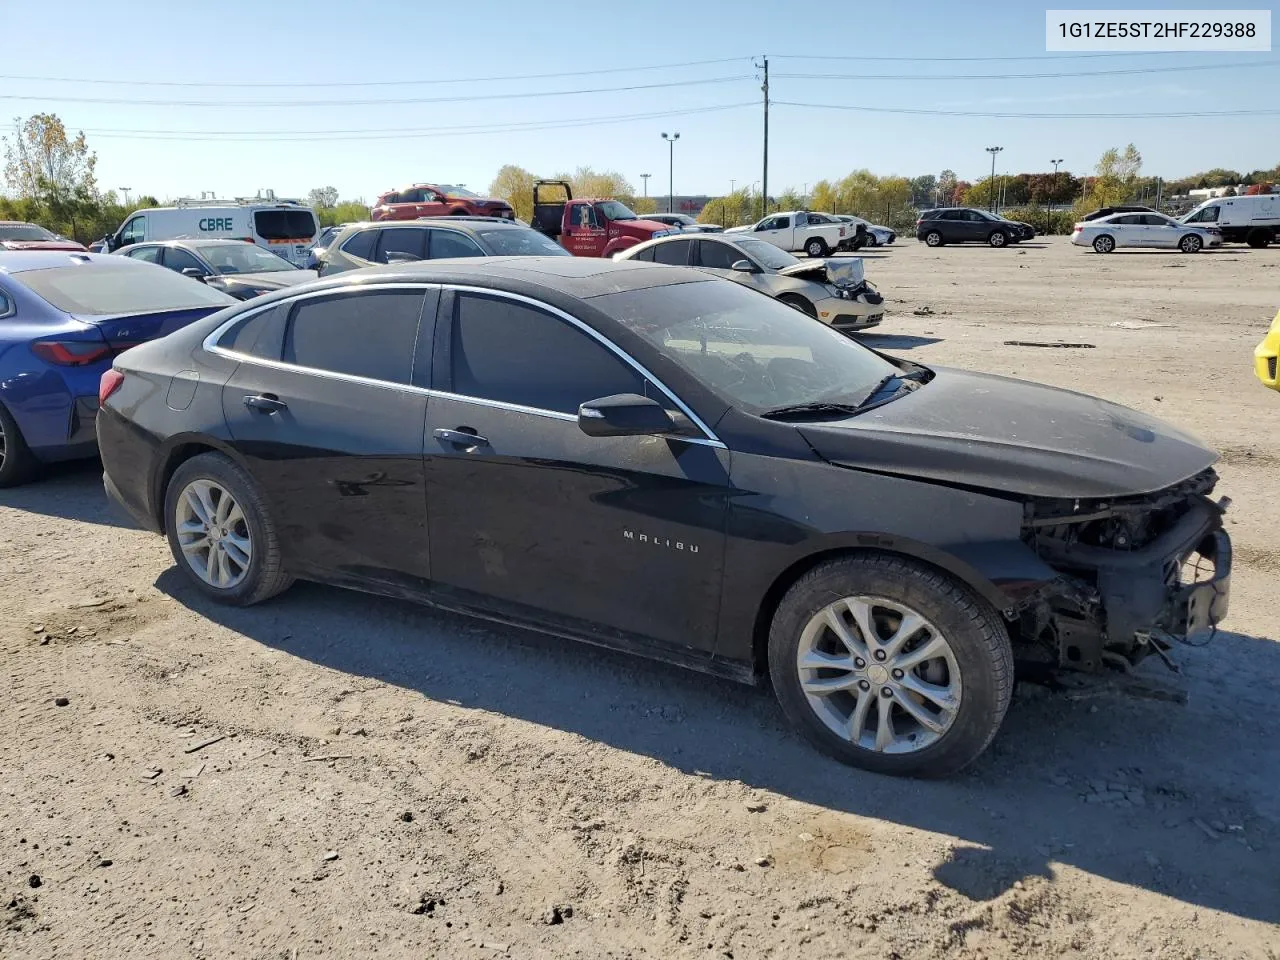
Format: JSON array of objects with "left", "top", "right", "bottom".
[
  {"left": 148, "top": 430, "right": 252, "bottom": 532},
  {"left": 603, "top": 236, "right": 642, "bottom": 258}
]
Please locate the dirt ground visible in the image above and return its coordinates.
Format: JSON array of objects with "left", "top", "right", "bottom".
[{"left": 3, "top": 236, "right": 1279, "bottom": 960}]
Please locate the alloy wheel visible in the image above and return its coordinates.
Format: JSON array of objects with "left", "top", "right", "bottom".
[
  {"left": 1181, "top": 235, "right": 1202, "bottom": 253},
  {"left": 0, "top": 415, "right": 6, "bottom": 471},
  {"left": 925, "top": 232, "right": 942, "bottom": 247},
  {"left": 174, "top": 478, "right": 253, "bottom": 589},
  {"left": 796, "top": 595, "right": 962, "bottom": 754}
]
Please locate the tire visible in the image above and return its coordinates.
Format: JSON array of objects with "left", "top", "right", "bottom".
[
  {"left": 163, "top": 452, "right": 293, "bottom": 606},
  {"left": 780, "top": 294, "right": 818, "bottom": 319},
  {"left": 1092, "top": 234, "right": 1115, "bottom": 254},
  {"left": 805, "top": 237, "right": 829, "bottom": 258},
  {"left": 1246, "top": 229, "right": 1271, "bottom": 248},
  {"left": 924, "top": 231, "right": 944, "bottom": 247},
  {"left": 0, "top": 401, "right": 40, "bottom": 488},
  {"left": 1179, "top": 234, "right": 1203, "bottom": 254},
  {"left": 767, "top": 553, "right": 1014, "bottom": 778},
  {"left": 988, "top": 231, "right": 1008, "bottom": 248},
  {"left": 865, "top": 234, "right": 879, "bottom": 247}
]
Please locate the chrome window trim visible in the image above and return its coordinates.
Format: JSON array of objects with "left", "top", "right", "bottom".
[
  {"left": 200, "top": 280, "right": 726, "bottom": 449},
  {"left": 444, "top": 284, "right": 725, "bottom": 448}
]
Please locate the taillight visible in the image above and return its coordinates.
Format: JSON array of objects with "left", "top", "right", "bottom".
[
  {"left": 99, "top": 369, "right": 125, "bottom": 405},
  {"left": 1073, "top": 225, "right": 1082, "bottom": 233},
  {"left": 31, "top": 340, "right": 112, "bottom": 366}
]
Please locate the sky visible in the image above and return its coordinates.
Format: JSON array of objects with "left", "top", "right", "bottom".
[{"left": 2, "top": 0, "right": 1277, "bottom": 204}]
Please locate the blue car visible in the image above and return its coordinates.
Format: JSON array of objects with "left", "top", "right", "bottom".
[{"left": 0, "top": 251, "right": 236, "bottom": 486}]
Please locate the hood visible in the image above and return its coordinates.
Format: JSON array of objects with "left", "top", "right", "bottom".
[
  {"left": 723, "top": 225, "right": 750, "bottom": 235},
  {"left": 778, "top": 257, "right": 865, "bottom": 288},
  {"left": 214, "top": 269, "right": 317, "bottom": 290},
  {"left": 626, "top": 219, "right": 675, "bottom": 235},
  {"left": 798, "top": 367, "right": 1217, "bottom": 499},
  {"left": 1, "top": 238, "right": 88, "bottom": 252}
]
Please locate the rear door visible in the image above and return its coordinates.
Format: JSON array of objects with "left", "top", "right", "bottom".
[
  {"left": 218, "top": 285, "right": 437, "bottom": 586},
  {"left": 1109, "top": 214, "right": 1144, "bottom": 247},
  {"left": 423, "top": 288, "right": 730, "bottom": 653}
]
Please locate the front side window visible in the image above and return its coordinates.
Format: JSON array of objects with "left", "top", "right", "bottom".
[
  {"left": 1185, "top": 205, "right": 1219, "bottom": 223},
  {"left": 697, "top": 240, "right": 740, "bottom": 270},
  {"left": 282, "top": 290, "right": 424, "bottom": 384},
  {"left": 374, "top": 227, "right": 427, "bottom": 264},
  {"left": 450, "top": 293, "right": 644, "bottom": 415},
  {"left": 119, "top": 217, "right": 145, "bottom": 245},
  {"left": 427, "top": 230, "right": 484, "bottom": 259},
  {"left": 757, "top": 216, "right": 785, "bottom": 231},
  {"left": 163, "top": 248, "right": 208, "bottom": 274},
  {"left": 571, "top": 204, "right": 600, "bottom": 229},
  {"left": 340, "top": 229, "right": 377, "bottom": 261},
  {"left": 596, "top": 278, "right": 899, "bottom": 414},
  {"left": 194, "top": 243, "right": 294, "bottom": 274},
  {"left": 126, "top": 246, "right": 162, "bottom": 264},
  {"left": 734, "top": 238, "right": 799, "bottom": 270}
]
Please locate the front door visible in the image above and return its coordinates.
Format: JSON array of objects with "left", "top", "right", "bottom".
[
  {"left": 415, "top": 188, "right": 450, "bottom": 219},
  {"left": 755, "top": 214, "right": 791, "bottom": 249},
  {"left": 694, "top": 238, "right": 774, "bottom": 294},
  {"left": 562, "top": 202, "right": 607, "bottom": 256},
  {"left": 219, "top": 285, "right": 438, "bottom": 587},
  {"left": 1143, "top": 214, "right": 1178, "bottom": 247},
  {"left": 423, "top": 289, "right": 730, "bottom": 654}
]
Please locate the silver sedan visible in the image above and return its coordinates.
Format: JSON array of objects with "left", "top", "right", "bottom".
[
  {"left": 615, "top": 233, "right": 885, "bottom": 331},
  {"left": 1071, "top": 212, "right": 1222, "bottom": 254}
]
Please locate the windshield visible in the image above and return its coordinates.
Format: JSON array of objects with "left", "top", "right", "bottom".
[
  {"left": 595, "top": 279, "right": 899, "bottom": 414},
  {"left": 436, "top": 184, "right": 480, "bottom": 198},
  {"left": 18, "top": 262, "right": 235, "bottom": 315},
  {"left": 596, "top": 201, "right": 638, "bottom": 221},
  {"left": 1183, "top": 205, "right": 1219, "bottom": 223},
  {"left": 195, "top": 243, "right": 296, "bottom": 274},
  {"left": 734, "top": 237, "right": 801, "bottom": 270},
  {"left": 0, "top": 223, "right": 59, "bottom": 241},
  {"left": 477, "top": 228, "right": 572, "bottom": 256}
]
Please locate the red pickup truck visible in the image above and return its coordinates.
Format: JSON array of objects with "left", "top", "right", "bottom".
[
  {"left": 530, "top": 180, "right": 674, "bottom": 257},
  {"left": 371, "top": 183, "right": 515, "bottom": 222}
]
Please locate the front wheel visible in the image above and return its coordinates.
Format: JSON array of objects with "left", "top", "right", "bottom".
[
  {"left": 1179, "top": 234, "right": 1203, "bottom": 254},
  {"left": 865, "top": 234, "right": 879, "bottom": 247},
  {"left": 988, "top": 231, "right": 1008, "bottom": 248},
  {"left": 924, "top": 231, "right": 944, "bottom": 247},
  {"left": 767, "top": 553, "right": 1014, "bottom": 777},
  {"left": 779, "top": 294, "right": 818, "bottom": 319},
  {"left": 164, "top": 452, "right": 293, "bottom": 606},
  {"left": 805, "top": 237, "right": 829, "bottom": 258},
  {"left": 1092, "top": 234, "right": 1115, "bottom": 254}
]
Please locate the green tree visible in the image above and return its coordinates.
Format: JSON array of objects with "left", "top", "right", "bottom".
[
  {"left": 488, "top": 164, "right": 537, "bottom": 222},
  {"left": 697, "top": 189, "right": 753, "bottom": 228},
  {"left": 1076, "top": 144, "right": 1142, "bottom": 214},
  {"left": 306, "top": 186, "right": 339, "bottom": 209},
  {"left": 3, "top": 113, "right": 99, "bottom": 240},
  {"left": 318, "top": 200, "right": 370, "bottom": 227},
  {"left": 937, "top": 169, "right": 958, "bottom": 206}
]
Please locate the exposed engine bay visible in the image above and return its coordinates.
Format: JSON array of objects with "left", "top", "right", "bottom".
[{"left": 1015, "top": 468, "right": 1231, "bottom": 673}]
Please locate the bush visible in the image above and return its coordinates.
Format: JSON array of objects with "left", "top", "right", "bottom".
[{"left": 999, "top": 207, "right": 1077, "bottom": 235}]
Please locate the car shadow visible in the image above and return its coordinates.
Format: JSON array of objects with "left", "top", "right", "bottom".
[
  {"left": 0, "top": 457, "right": 134, "bottom": 529},
  {"left": 156, "top": 570, "right": 1280, "bottom": 926},
  {"left": 854, "top": 332, "right": 945, "bottom": 350}
]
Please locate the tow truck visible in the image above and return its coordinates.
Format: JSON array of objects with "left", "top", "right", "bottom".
[{"left": 530, "top": 180, "right": 675, "bottom": 257}]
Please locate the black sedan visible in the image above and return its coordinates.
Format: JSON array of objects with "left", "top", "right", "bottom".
[
  {"left": 97, "top": 258, "right": 1230, "bottom": 777},
  {"left": 119, "top": 239, "right": 317, "bottom": 299}
]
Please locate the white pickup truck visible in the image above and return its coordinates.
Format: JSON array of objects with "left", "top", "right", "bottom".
[{"left": 724, "top": 211, "right": 849, "bottom": 258}]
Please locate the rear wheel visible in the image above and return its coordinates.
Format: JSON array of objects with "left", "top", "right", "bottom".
[
  {"left": 164, "top": 452, "right": 293, "bottom": 606},
  {"left": 1092, "top": 234, "right": 1115, "bottom": 254},
  {"left": 924, "top": 231, "right": 944, "bottom": 247},
  {"left": 1179, "top": 234, "right": 1203, "bottom": 254},
  {"left": 805, "top": 237, "right": 829, "bottom": 258},
  {"left": 1247, "top": 229, "right": 1272, "bottom": 248},
  {"left": 988, "top": 231, "right": 1008, "bottom": 248},
  {"left": 0, "top": 402, "right": 39, "bottom": 488},
  {"left": 767, "top": 553, "right": 1014, "bottom": 777}
]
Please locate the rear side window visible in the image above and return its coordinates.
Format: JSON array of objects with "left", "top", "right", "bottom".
[
  {"left": 220, "top": 304, "right": 284, "bottom": 359},
  {"left": 450, "top": 293, "right": 644, "bottom": 414},
  {"left": 428, "top": 230, "right": 484, "bottom": 259},
  {"left": 340, "top": 229, "right": 376, "bottom": 261},
  {"left": 0, "top": 288, "right": 13, "bottom": 319},
  {"left": 253, "top": 210, "right": 318, "bottom": 241},
  {"left": 374, "top": 227, "right": 427, "bottom": 264},
  {"left": 628, "top": 246, "right": 656, "bottom": 262},
  {"left": 283, "top": 290, "right": 425, "bottom": 384},
  {"left": 652, "top": 239, "right": 692, "bottom": 265},
  {"left": 126, "top": 246, "right": 162, "bottom": 264}
]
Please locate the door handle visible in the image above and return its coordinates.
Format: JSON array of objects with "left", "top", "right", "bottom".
[
  {"left": 243, "top": 394, "right": 288, "bottom": 414},
  {"left": 433, "top": 427, "right": 488, "bottom": 449}
]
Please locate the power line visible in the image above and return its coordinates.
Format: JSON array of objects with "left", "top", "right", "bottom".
[
  {"left": 776, "top": 59, "right": 1278, "bottom": 81},
  {"left": 0, "top": 74, "right": 752, "bottom": 108},
  {"left": 773, "top": 51, "right": 1249, "bottom": 62},
  {"left": 0, "top": 57, "right": 750, "bottom": 89},
  {"left": 775, "top": 100, "right": 1280, "bottom": 119},
  {"left": 78, "top": 102, "right": 757, "bottom": 142}
]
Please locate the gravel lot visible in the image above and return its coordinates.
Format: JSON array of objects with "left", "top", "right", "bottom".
[{"left": 3, "top": 236, "right": 1278, "bottom": 959}]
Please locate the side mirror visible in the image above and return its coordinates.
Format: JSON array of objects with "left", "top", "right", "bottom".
[
  {"left": 731, "top": 259, "right": 757, "bottom": 273},
  {"left": 181, "top": 267, "right": 207, "bottom": 282},
  {"left": 578, "top": 393, "right": 675, "bottom": 438}
]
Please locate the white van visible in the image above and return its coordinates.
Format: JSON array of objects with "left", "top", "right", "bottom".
[
  {"left": 102, "top": 195, "right": 320, "bottom": 265},
  {"left": 1181, "top": 194, "right": 1280, "bottom": 247}
]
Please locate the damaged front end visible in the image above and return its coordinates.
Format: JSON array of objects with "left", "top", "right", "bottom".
[{"left": 1015, "top": 468, "right": 1231, "bottom": 673}]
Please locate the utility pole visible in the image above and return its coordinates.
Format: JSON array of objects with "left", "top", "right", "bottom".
[
  {"left": 119, "top": 187, "right": 132, "bottom": 207},
  {"left": 755, "top": 55, "right": 769, "bottom": 220},
  {"left": 640, "top": 173, "right": 651, "bottom": 198},
  {"left": 661, "top": 133, "right": 680, "bottom": 213},
  {"left": 985, "top": 146, "right": 1003, "bottom": 213}
]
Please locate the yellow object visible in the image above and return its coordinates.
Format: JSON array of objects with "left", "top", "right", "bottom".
[{"left": 1256, "top": 309, "right": 1280, "bottom": 391}]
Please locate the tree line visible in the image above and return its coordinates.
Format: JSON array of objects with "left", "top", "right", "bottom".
[{"left": 4, "top": 113, "right": 1277, "bottom": 243}]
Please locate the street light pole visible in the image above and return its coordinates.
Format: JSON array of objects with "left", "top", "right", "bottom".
[
  {"left": 660, "top": 132, "right": 680, "bottom": 213},
  {"left": 640, "top": 173, "right": 651, "bottom": 198},
  {"left": 985, "top": 146, "right": 1002, "bottom": 214},
  {"left": 119, "top": 186, "right": 132, "bottom": 207}
]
